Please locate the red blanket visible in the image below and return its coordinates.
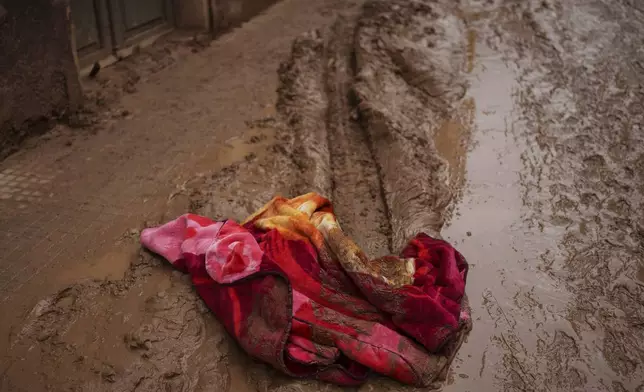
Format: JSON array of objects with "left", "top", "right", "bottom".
[{"left": 141, "top": 193, "right": 471, "bottom": 386}]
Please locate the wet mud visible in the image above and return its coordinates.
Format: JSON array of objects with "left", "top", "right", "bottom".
[
  {"left": 444, "top": 0, "right": 644, "bottom": 391},
  {"left": 353, "top": 0, "right": 468, "bottom": 249},
  {"left": 2, "top": 253, "right": 234, "bottom": 392},
  {"left": 1, "top": 0, "right": 470, "bottom": 390},
  {"left": 3, "top": 0, "right": 644, "bottom": 391}
]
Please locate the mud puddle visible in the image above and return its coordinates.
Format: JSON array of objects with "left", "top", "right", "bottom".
[
  {"left": 442, "top": 42, "right": 572, "bottom": 391},
  {"left": 443, "top": 0, "right": 644, "bottom": 390}
]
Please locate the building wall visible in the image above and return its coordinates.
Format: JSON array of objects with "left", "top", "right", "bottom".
[
  {"left": 174, "top": 0, "right": 211, "bottom": 31},
  {"left": 0, "top": 0, "right": 82, "bottom": 157},
  {"left": 0, "top": 0, "right": 280, "bottom": 158},
  {"left": 210, "top": 0, "right": 279, "bottom": 34},
  {"left": 174, "top": 0, "right": 279, "bottom": 33}
]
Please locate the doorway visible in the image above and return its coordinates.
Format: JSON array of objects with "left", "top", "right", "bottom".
[{"left": 70, "top": 0, "right": 174, "bottom": 67}]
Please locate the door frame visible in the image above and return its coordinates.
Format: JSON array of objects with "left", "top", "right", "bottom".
[
  {"left": 74, "top": 0, "right": 174, "bottom": 69},
  {"left": 107, "top": 0, "right": 174, "bottom": 51},
  {"left": 73, "top": 0, "right": 114, "bottom": 68}
]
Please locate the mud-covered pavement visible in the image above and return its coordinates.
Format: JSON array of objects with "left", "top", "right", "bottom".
[{"left": 1, "top": 0, "right": 644, "bottom": 391}]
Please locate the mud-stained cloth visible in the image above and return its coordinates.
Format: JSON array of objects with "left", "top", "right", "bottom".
[{"left": 141, "top": 193, "right": 472, "bottom": 386}]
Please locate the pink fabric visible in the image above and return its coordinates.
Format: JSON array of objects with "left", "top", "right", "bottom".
[{"left": 141, "top": 215, "right": 263, "bottom": 283}]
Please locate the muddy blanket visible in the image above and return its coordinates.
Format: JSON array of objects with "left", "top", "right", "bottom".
[{"left": 141, "top": 193, "right": 471, "bottom": 386}]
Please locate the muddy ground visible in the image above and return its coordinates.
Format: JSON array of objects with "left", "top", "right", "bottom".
[{"left": 1, "top": 0, "right": 643, "bottom": 391}]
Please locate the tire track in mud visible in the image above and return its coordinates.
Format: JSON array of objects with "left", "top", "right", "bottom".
[
  {"left": 275, "top": 0, "right": 470, "bottom": 254},
  {"left": 353, "top": 0, "right": 467, "bottom": 250},
  {"left": 324, "top": 15, "right": 392, "bottom": 257},
  {"left": 277, "top": 30, "right": 332, "bottom": 197}
]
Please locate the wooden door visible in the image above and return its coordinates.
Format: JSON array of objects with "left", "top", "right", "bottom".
[{"left": 70, "top": 0, "right": 173, "bottom": 66}]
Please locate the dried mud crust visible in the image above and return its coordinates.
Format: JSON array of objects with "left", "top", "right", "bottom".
[{"left": 1, "top": 1, "right": 471, "bottom": 391}]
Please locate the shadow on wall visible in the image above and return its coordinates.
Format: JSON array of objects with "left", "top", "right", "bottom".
[{"left": 0, "top": 0, "right": 82, "bottom": 159}]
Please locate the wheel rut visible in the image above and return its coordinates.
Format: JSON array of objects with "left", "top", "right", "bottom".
[{"left": 324, "top": 15, "right": 392, "bottom": 257}]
